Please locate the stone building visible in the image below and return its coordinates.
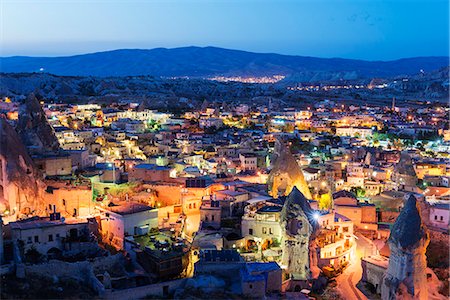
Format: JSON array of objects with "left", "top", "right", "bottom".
[
  {"left": 381, "top": 195, "right": 429, "bottom": 300},
  {"left": 200, "top": 199, "right": 221, "bottom": 230}
]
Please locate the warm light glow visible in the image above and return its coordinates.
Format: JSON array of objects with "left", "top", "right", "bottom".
[{"left": 313, "top": 212, "right": 320, "bottom": 221}]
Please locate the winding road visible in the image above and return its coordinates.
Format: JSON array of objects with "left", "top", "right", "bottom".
[{"left": 335, "top": 233, "right": 377, "bottom": 300}]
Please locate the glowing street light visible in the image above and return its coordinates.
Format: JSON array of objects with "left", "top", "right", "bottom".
[
  {"left": 108, "top": 162, "right": 116, "bottom": 183},
  {"left": 313, "top": 212, "right": 320, "bottom": 221}
]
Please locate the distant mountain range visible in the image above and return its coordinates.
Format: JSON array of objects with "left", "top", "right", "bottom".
[{"left": 0, "top": 46, "right": 448, "bottom": 81}]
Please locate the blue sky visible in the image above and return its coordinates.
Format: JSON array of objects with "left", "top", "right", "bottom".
[{"left": 1, "top": 0, "right": 448, "bottom": 60}]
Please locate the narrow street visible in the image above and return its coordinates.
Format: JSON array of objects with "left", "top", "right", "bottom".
[{"left": 335, "top": 233, "right": 377, "bottom": 300}]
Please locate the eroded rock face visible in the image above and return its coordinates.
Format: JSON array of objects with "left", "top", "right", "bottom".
[
  {"left": 391, "top": 152, "right": 418, "bottom": 188},
  {"left": 280, "top": 187, "right": 318, "bottom": 280},
  {"left": 0, "top": 117, "right": 46, "bottom": 221},
  {"left": 268, "top": 140, "right": 311, "bottom": 199},
  {"left": 16, "top": 93, "right": 59, "bottom": 153},
  {"left": 381, "top": 195, "right": 429, "bottom": 300}
]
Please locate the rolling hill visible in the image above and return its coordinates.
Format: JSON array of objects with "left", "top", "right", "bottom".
[{"left": 0, "top": 46, "right": 448, "bottom": 80}]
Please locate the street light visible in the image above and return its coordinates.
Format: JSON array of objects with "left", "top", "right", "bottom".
[
  {"left": 313, "top": 212, "right": 320, "bottom": 221},
  {"left": 108, "top": 162, "right": 116, "bottom": 183}
]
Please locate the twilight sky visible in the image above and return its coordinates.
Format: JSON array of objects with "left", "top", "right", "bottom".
[{"left": 1, "top": 0, "right": 449, "bottom": 60}]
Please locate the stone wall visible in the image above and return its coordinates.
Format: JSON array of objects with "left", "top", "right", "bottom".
[
  {"left": 361, "top": 258, "right": 387, "bottom": 294},
  {"left": 105, "top": 278, "right": 187, "bottom": 300},
  {"left": 24, "top": 259, "right": 104, "bottom": 296},
  {"left": 241, "top": 279, "right": 266, "bottom": 298}
]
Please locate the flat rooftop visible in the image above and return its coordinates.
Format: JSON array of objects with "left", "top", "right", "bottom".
[
  {"left": 9, "top": 216, "right": 88, "bottom": 230},
  {"left": 362, "top": 255, "right": 389, "bottom": 269},
  {"left": 101, "top": 202, "right": 156, "bottom": 215}
]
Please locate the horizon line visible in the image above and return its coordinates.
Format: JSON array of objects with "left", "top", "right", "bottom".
[{"left": 2, "top": 45, "right": 449, "bottom": 63}]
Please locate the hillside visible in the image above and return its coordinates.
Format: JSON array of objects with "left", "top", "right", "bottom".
[{"left": 1, "top": 46, "right": 448, "bottom": 80}]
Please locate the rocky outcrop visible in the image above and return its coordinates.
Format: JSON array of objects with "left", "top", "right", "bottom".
[
  {"left": 267, "top": 140, "right": 311, "bottom": 198},
  {"left": 280, "top": 187, "right": 318, "bottom": 280},
  {"left": 391, "top": 152, "right": 418, "bottom": 188},
  {"left": 0, "top": 117, "right": 46, "bottom": 221},
  {"left": 381, "top": 195, "right": 429, "bottom": 300},
  {"left": 16, "top": 93, "right": 60, "bottom": 153}
]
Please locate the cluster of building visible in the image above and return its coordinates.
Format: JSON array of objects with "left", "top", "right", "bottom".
[{"left": 0, "top": 93, "right": 448, "bottom": 299}]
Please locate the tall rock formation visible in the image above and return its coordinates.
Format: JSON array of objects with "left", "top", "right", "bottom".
[
  {"left": 0, "top": 117, "right": 46, "bottom": 222},
  {"left": 267, "top": 140, "right": 312, "bottom": 199},
  {"left": 280, "top": 187, "right": 318, "bottom": 280},
  {"left": 391, "top": 152, "right": 418, "bottom": 189},
  {"left": 381, "top": 195, "right": 429, "bottom": 300},
  {"left": 16, "top": 93, "right": 59, "bottom": 153}
]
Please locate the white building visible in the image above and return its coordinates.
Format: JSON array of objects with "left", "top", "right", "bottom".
[
  {"left": 241, "top": 202, "right": 283, "bottom": 248},
  {"left": 239, "top": 153, "right": 258, "bottom": 171},
  {"left": 429, "top": 203, "right": 449, "bottom": 231},
  {"left": 96, "top": 202, "right": 158, "bottom": 249},
  {"left": 336, "top": 127, "right": 373, "bottom": 139},
  {"left": 199, "top": 118, "right": 223, "bottom": 129},
  {"left": 316, "top": 212, "right": 357, "bottom": 269},
  {"left": 9, "top": 216, "right": 90, "bottom": 256}
]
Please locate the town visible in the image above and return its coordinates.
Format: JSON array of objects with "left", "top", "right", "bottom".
[{"left": 0, "top": 88, "right": 448, "bottom": 299}]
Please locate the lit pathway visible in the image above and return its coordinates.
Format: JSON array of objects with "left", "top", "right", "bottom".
[{"left": 335, "top": 233, "right": 376, "bottom": 300}]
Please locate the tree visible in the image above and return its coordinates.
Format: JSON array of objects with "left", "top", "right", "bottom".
[
  {"left": 318, "top": 193, "right": 332, "bottom": 210},
  {"left": 350, "top": 187, "right": 366, "bottom": 198}
]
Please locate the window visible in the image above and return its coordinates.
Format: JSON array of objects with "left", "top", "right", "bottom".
[
  {"left": 343, "top": 227, "right": 349, "bottom": 232},
  {"left": 48, "top": 234, "right": 53, "bottom": 242},
  {"left": 269, "top": 228, "right": 273, "bottom": 235},
  {"left": 56, "top": 234, "right": 60, "bottom": 239},
  {"left": 440, "top": 216, "right": 443, "bottom": 221},
  {"left": 263, "top": 227, "right": 267, "bottom": 234},
  {"left": 249, "top": 284, "right": 253, "bottom": 289},
  {"left": 435, "top": 215, "right": 438, "bottom": 220},
  {"left": 34, "top": 236, "right": 39, "bottom": 243},
  {"left": 249, "top": 228, "right": 253, "bottom": 235},
  {"left": 27, "top": 237, "right": 32, "bottom": 244},
  {"left": 211, "top": 215, "right": 215, "bottom": 221}
]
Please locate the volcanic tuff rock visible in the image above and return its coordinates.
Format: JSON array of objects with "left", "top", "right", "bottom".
[
  {"left": 280, "top": 187, "right": 318, "bottom": 280},
  {"left": 268, "top": 139, "right": 312, "bottom": 199},
  {"left": 16, "top": 93, "right": 60, "bottom": 153},
  {"left": 0, "top": 117, "right": 46, "bottom": 221},
  {"left": 381, "top": 195, "right": 430, "bottom": 300},
  {"left": 394, "top": 152, "right": 417, "bottom": 178},
  {"left": 391, "top": 152, "right": 418, "bottom": 187}
]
